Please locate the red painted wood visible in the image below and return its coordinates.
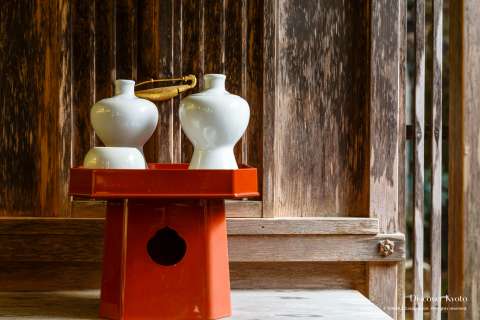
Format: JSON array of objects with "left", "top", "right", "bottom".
[
  {"left": 99, "top": 199, "right": 230, "bottom": 319},
  {"left": 69, "top": 164, "right": 258, "bottom": 199},
  {"left": 69, "top": 164, "right": 257, "bottom": 319}
]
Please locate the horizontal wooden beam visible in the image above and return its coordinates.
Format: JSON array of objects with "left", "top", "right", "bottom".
[
  {"left": 229, "top": 234, "right": 404, "bottom": 263},
  {"left": 0, "top": 216, "right": 379, "bottom": 235},
  {"left": 0, "top": 218, "right": 403, "bottom": 263},
  {"left": 71, "top": 200, "right": 262, "bottom": 218},
  {"left": 228, "top": 217, "right": 379, "bottom": 235}
]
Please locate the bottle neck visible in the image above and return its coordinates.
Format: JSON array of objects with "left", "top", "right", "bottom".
[
  {"left": 115, "top": 80, "right": 136, "bottom": 97},
  {"left": 203, "top": 74, "right": 226, "bottom": 92}
]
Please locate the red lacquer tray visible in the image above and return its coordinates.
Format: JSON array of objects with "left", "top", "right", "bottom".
[{"left": 69, "top": 163, "right": 259, "bottom": 199}]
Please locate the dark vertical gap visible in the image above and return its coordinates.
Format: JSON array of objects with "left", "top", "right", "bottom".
[
  {"left": 71, "top": 0, "right": 96, "bottom": 166},
  {"left": 115, "top": 0, "right": 137, "bottom": 80}
]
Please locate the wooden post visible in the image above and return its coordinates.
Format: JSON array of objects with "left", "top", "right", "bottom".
[
  {"left": 448, "top": 0, "right": 480, "bottom": 319},
  {"left": 368, "top": 1, "right": 402, "bottom": 318},
  {"left": 413, "top": 0, "right": 426, "bottom": 319},
  {"left": 430, "top": 0, "right": 443, "bottom": 319}
]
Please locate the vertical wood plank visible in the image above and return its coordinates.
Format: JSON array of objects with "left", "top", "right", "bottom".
[
  {"left": 116, "top": 0, "right": 137, "bottom": 80},
  {"left": 172, "top": 0, "right": 183, "bottom": 163},
  {"left": 94, "top": 0, "right": 116, "bottom": 148},
  {"left": 447, "top": 0, "right": 464, "bottom": 316},
  {"left": 430, "top": 0, "right": 443, "bottom": 319},
  {"left": 71, "top": 0, "right": 95, "bottom": 167},
  {"left": 0, "top": 0, "right": 72, "bottom": 217},
  {"left": 261, "top": 0, "right": 277, "bottom": 217},
  {"left": 224, "top": 0, "right": 245, "bottom": 164},
  {"left": 95, "top": 0, "right": 116, "bottom": 102},
  {"left": 271, "top": 0, "right": 370, "bottom": 217},
  {"left": 245, "top": 0, "right": 264, "bottom": 180},
  {"left": 448, "top": 0, "right": 480, "bottom": 319},
  {"left": 368, "top": 0, "right": 401, "bottom": 317},
  {"left": 413, "top": 0, "right": 425, "bottom": 318},
  {"left": 181, "top": 0, "right": 205, "bottom": 163},
  {"left": 138, "top": 0, "right": 177, "bottom": 163},
  {"left": 204, "top": 0, "right": 225, "bottom": 74},
  {"left": 398, "top": 0, "right": 407, "bottom": 318}
]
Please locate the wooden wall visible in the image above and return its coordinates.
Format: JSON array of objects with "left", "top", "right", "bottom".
[
  {"left": 0, "top": 1, "right": 405, "bottom": 316},
  {"left": 0, "top": 0, "right": 379, "bottom": 218}
]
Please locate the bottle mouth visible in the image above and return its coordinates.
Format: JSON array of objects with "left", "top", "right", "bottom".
[
  {"left": 115, "top": 79, "right": 136, "bottom": 96},
  {"left": 204, "top": 74, "right": 226, "bottom": 90}
]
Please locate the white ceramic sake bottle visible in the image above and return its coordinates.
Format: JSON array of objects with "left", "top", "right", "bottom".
[
  {"left": 91, "top": 79, "right": 158, "bottom": 153},
  {"left": 179, "top": 74, "right": 250, "bottom": 169},
  {"left": 84, "top": 80, "right": 158, "bottom": 169}
]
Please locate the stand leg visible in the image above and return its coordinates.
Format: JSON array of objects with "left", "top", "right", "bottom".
[{"left": 99, "top": 199, "right": 231, "bottom": 320}]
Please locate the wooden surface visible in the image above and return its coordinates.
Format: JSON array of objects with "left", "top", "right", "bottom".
[
  {"left": 0, "top": 0, "right": 71, "bottom": 216},
  {"left": 0, "top": 1, "right": 404, "bottom": 316},
  {"left": 413, "top": 0, "right": 426, "bottom": 319},
  {"left": 0, "top": 217, "right": 404, "bottom": 263},
  {"left": 229, "top": 234, "right": 404, "bottom": 262},
  {"left": 0, "top": 290, "right": 392, "bottom": 320},
  {"left": 0, "top": 217, "right": 404, "bottom": 291},
  {"left": 227, "top": 217, "right": 379, "bottom": 235},
  {"left": 448, "top": 0, "right": 480, "bottom": 319},
  {"left": 368, "top": 1, "right": 402, "bottom": 318},
  {"left": 230, "top": 262, "right": 366, "bottom": 292},
  {"left": 71, "top": 200, "right": 262, "bottom": 218},
  {"left": 0, "top": 0, "right": 265, "bottom": 217},
  {"left": 265, "top": 0, "right": 370, "bottom": 217},
  {"left": 430, "top": 0, "right": 443, "bottom": 319}
]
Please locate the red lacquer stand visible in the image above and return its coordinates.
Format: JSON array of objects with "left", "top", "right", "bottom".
[{"left": 69, "top": 164, "right": 258, "bottom": 320}]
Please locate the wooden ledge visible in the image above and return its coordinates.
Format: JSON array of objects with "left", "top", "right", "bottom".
[
  {"left": 0, "top": 217, "right": 403, "bottom": 263},
  {"left": 229, "top": 233, "right": 405, "bottom": 262},
  {"left": 0, "top": 289, "right": 393, "bottom": 319},
  {"left": 227, "top": 217, "right": 379, "bottom": 235}
]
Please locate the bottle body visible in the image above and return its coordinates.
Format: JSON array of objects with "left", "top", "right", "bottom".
[
  {"left": 179, "top": 74, "right": 250, "bottom": 169},
  {"left": 91, "top": 80, "right": 158, "bottom": 153}
]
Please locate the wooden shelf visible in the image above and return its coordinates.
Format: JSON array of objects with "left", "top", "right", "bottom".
[
  {"left": 0, "top": 290, "right": 392, "bottom": 320},
  {"left": 227, "top": 217, "right": 379, "bottom": 235},
  {"left": 0, "top": 217, "right": 404, "bottom": 265}
]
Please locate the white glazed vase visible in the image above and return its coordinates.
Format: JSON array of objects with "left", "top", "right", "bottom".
[
  {"left": 179, "top": 74, "right": 250, "bottom": 169},
  {"left": 91, "top": 80, "right": 158, "bottom": 153}
]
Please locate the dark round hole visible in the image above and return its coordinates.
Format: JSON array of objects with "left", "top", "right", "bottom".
[{"left": 147, "top": 227, "right": 187, "bottom": 266}]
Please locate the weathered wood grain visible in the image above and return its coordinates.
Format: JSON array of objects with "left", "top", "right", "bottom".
[
  {"left": 0, "top": 262, "right": 102, "bottom": 291},
  {"left": 245, "top": 0, "right": 264, "bottom": 187},
  {"left": 430, "top": 0, "right": 443, "bottom": 319},
  {"left": 398, "top": 0, "right": 407, "bottom": 318},
  {"left": 230, "top": 262, "right": 366, "bottom": 292},
  {"left": 0, "top": 217, "right": 404, "bottom": 262},
  {"left": 0, "top": 0, "right": 72, "bottom": 216},
  {"left": 413, "top": 0, "right": 426, "bottom": 319},
  {"left": 71, "top": 0, "right": 95, "bottom": 166},
  {"left": 224, "top": 0, "right": 245, "bottom": 163},
  {"left": 115, "top": 0, "right": 137, "bottom": 80},
  {"left": 138, "top": 0, "right": 178, "bottom": 163},
  {"left": 94, "top": 0, "right": 116, "bottom": 103},
  {"left": 0, "top": 217, "right": 104, "bottom": 235},
  {"left": 261, "top": 0, "right": 277, "bottom": 217},
  {"left": 227, "top": 217, "right": 379, "bottom": 235},
  {"left": 71, "top": 199, "right": 262, "bottom": 218},
  {"left": 369, "top": 263, "right": 398, "bottom": 319},
  {"left": 181, "top": 0, "right": 204, "bottom": 163},
  {"left": 229, "top": 234, "right": 405, "bottom": 263},
  {"left": 448, "top": 0, "right": 480, "bottom": 319},
  {"left": 269, "top": 0, "right": 370, "bottom": 217},
  {"left": 0, "top": 290, "right": 393, "bottom": 320},
  {"left": 368, "top": 0, "right": 402, "bottom": 318}
]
